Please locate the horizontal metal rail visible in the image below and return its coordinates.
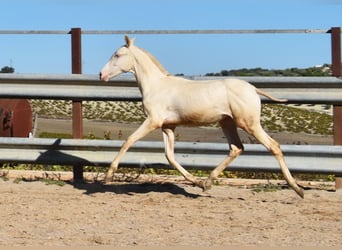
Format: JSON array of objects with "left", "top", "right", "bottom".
[
  {"left": 0, "top": 74, "right": 341, "bottom": 177},
  {"left": 0, "top": 73, "right": 342, "bottom": 104},
  {"left": 0, "top": 138, "right": 341, "bottom": 175},
  {"left": 0, "top": 29, "right": 331, "bottom": 35}
]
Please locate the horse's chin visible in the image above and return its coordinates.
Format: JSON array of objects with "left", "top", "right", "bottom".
[
  {"left": 100, "top": 73, "right": 111, "bottom": 82},
  {"left": 102, "top": 77, "right": 110, "bottom": 82}
]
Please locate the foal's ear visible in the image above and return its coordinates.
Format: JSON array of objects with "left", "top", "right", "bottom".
[{"left": 124, "top": 35, "right": 136, "bottom": 47}]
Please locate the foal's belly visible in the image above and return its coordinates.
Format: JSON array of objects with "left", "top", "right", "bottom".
[{"left": 162, "top": 108, "right": 227, "bottom": 127}]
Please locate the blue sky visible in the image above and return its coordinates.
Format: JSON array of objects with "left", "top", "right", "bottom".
[{"left": 0, "top": 0, "right": 341, "bottom": 75}]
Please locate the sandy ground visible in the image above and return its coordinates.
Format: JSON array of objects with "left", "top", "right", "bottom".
[
  {"left": 0, "top": 174, "right": 341, "bottom": 247},
  {"left": 1, "top": 117, "right": 338, "bottom": 247}
]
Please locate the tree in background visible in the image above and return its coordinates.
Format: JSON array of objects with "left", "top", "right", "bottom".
[
  {"left": 205, "top": 64, "right": 331, "bottom": 77},
  {"left": 0, "top": 66, "right": 15, "bottom": 73}
]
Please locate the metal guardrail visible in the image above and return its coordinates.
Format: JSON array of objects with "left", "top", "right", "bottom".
[
  {"left": 1, "top": 73, "right": 342, "bottom": 104},
  {"left": 0, "top": 138, "right": 341, "bottom": 175},
  {"left": 1, "top": 28, "right": 341, "bottom": 185},
  {"left": 0, "top": 73, "right": 341, "bottom": 177},
  {"left": 0, "top": 29, "right": 331, "bottom": 35}
]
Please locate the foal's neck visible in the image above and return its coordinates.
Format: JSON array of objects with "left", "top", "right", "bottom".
[{"left": 132, "top": 47, "right": 167, "bottom": 85}]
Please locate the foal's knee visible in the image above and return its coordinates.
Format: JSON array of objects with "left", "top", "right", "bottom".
[
  {"left": 269, "top": 141, "right": 284, "bottom": 158},
  {"left": 230, "top": 144, "right": 243, "bottom": 157}
]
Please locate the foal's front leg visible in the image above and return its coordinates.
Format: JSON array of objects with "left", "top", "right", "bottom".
[
  {"left": 105, "top": 118, "right": 158, "bottom": 183},
  {"left": 162, "top": 127, "right": 204, "bottom": 188}
]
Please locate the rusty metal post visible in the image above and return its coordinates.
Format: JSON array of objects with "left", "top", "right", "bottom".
[
  {"left": 71, "top": 28, "right": 84, "bottom": 181},
  {"left": 331, "top": 27, "right": 342, "bottom": 190}
]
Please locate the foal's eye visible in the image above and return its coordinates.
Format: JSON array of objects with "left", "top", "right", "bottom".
[{"left": 112, "top": 54, "right": 119, "bottom": 60}]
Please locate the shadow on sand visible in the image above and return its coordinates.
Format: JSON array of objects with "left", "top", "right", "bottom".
[{"left": 71, "top": 180, "right": 202, "bottom": 199}]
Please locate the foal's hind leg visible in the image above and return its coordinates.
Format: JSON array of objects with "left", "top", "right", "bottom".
[
  {"left": 247, "top": 123, "right": 304, "bottom": 198},
  {"left": 202, "top": 117, "right": 244, "bottom": 191}
]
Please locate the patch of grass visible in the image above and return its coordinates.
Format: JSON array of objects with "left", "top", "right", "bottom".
[
  {"left": 0, "top": 171, "right": 9, "bottom": 181},
  {"left": 7, "top": 172, "right": 67, "bottom": 186},
  {"left": 13, "top": 178, "right": 22, "bottom": 184},
  {"left": 39, "top": 132, "right": 73, "bottom": 139},
  {"left": 0, "top": 163, "right": 73, "bottom": 172},
  {"left": 293, "top": 173, "right": 335, "bottom": 182},
  {"left": 38, "top": 131, "right": 108, "bottom": 140},
  {"left": 0, "top": 176, "right": 9, "bottom": 181},
  {"left": 39, "top": 178, "right": 66, "bottom": 186},
  {"left": 261, "top": 104, "right": 333, "bottom": 135},
  {"left": 251, "top": 182, "right": 283, "bottom": 193}
]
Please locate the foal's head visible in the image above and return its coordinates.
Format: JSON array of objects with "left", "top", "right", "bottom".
[
  {"left": 100, "top": 36, "right": 170, "bottom": 81},
  {"left": 100, "top": 36, "right": 135, "bottom": 82}
]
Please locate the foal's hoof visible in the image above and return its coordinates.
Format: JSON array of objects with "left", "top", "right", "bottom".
[
  {"left": 198, "top": 178, "right": 212, "bottom": 192},
  {"left": 295, "top": 186, "right": 305, "bottom": 199},
  {"left": 102, "top": 175, "right": 113, "bottom": 184}
]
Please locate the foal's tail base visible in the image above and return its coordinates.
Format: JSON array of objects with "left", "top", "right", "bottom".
[{"left": 256, "top": 89, "right": 288, "bottom": 103}]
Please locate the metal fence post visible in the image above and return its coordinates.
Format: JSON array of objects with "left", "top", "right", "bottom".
[
  {"left": 70, "top": 28, "right": 84, "bottom": 181},
  {"left": 331, "top": 27, "right": 342, "bottom": 190}
]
